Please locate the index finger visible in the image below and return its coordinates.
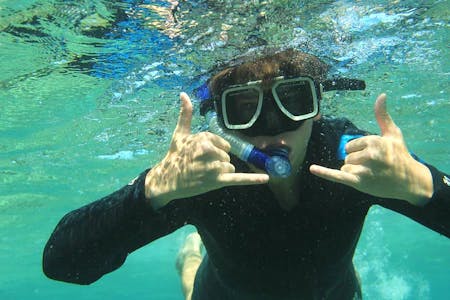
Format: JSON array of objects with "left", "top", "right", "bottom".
[
  {"left": 208, "top": 133, "right": 231, "bottom": 152},
  {"left": 345, "top": 136, "right": 370, "bottom": 153},
  {"left": 217, "top": 173, "right": 269, "bottom": 186}
]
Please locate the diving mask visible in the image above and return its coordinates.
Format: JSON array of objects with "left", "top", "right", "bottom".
[{"left": 198, "top": 76, "right": 366, "bottom": 137}]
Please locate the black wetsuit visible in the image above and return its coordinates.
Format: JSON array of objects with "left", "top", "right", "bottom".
[{"left": 42, "top": 117, "right": 450, "bottom": 299}]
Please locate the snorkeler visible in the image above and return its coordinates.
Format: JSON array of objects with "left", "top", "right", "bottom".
[{"left": 42, "top": 49, "right": 449, "bottom": 299}]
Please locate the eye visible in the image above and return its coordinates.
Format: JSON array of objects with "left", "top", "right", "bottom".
[
  {"left": 237, "top": 100, "right": 258, "bottom": 117},
  {"left": 225, "top": 88, "right": 261, "bottom": 124},
  {"left": 239, "top": 101, "right": 257, "bottom": 111}
]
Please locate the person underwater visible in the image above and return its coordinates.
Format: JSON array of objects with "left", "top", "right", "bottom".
[{"left": 43, "top": 49, "right": 449, "bottom": 300}]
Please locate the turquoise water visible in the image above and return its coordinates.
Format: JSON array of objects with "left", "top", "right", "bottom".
[{"left": 0, "top": 0, "right": 449, "bottom": 299}]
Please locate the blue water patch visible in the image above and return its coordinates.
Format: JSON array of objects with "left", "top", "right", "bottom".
[{"left": 91, "top": 1, "right": 175, "bottom": 79}]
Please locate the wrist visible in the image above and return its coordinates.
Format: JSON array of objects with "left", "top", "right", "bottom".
[
  {"left": 406, "top": 160, "right": 433, "bottom": 206},
  {"left": 144, "top": 164, "right": 175, "bottom": 210}
]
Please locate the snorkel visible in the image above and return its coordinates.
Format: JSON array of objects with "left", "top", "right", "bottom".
[
  {"left": 205, "top": 110, "right": 292, "bottom": 178},
  {"left": 198, "top": 83, "right": 292, "bottom": 178}
]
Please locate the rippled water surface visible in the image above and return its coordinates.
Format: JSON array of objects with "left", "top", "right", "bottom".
[{"left": 1, "top": 1, "right": 449, "bottom": 299}]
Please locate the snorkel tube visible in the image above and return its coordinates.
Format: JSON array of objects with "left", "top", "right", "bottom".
[{"left": 205, "top": 110, "right": 291, "bottom": 178}]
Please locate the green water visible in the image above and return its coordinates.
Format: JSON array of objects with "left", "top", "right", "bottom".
[{"left": 1, "top": 0, "right": 449, "bottom": 299}]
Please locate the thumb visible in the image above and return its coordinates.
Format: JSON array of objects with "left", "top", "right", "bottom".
[
  {"left": 374, "top": 93, "right": 400, "bottom": 137},
  {"left": 174, "top": 92, "right": 193, "bottom": 136}
]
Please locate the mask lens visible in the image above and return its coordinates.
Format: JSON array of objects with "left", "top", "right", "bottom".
[
  {"left": 274, "top": 80, "right": 315, "bottom": 116},
  {"left": 223, "top": 87, "right": 261, "bottom": 127}
]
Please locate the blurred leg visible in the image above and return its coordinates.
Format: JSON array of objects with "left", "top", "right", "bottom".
[{"left": 176, "top": 232, "right": 203, "bottom": 300}]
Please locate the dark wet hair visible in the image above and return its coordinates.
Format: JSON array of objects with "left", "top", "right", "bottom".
[{"left": 208, "top": 48, "right": 329, "bottom": 97}]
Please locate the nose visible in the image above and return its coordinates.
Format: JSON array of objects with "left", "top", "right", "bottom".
[{"left": 260, "top": 95, "right": 284, "bottom": 130}]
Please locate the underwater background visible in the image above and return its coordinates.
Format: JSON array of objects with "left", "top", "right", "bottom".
[{"left": 0, "top": 0, "right": 449, "bottom": 299}]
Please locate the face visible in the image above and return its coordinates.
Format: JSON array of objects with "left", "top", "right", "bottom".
[{"left": 208, "top": 51, "right": 327, "bottom": 178}]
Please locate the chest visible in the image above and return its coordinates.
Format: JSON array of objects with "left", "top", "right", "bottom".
[{"left": 194, "top": 183, "right": 367, "bottom": 253}]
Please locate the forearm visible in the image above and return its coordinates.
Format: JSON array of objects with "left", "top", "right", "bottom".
[
  {"left": 42, "top": 170, "right": 170, "bottom": 284},
  {"left": 378, "top": 164, "right": 450, "bottom": 238},
  {"left": 425, "top": 164, "right": 450, "bottom": 207},
  {"left": 414, "top": 163, "right": 450, "bottom": 237}
]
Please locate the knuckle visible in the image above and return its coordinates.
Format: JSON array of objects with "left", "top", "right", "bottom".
[
  {"left": 393, "top": 126, "right": 403, "bottom": 137},
  {"left": 367, "top": 135, "right": 380, "bottom": 146},
  {"left": 199, "top": 141, "right": 213, "bottom": 153},
  {"left": 344, "top": 154, "right": 352, "bottom": 165},
  {"left": 341, "top": 164, "right": 351, "bottom": 172},
  {"left": 211, "top": 160, "right": 221, "bottom": 169},
  {"left": 201, "top": 144, "right": 219, "bottom": 160},
  {"left": 198, "top": 131, "right": 215, "bottom": 141},
  {"left": 203, "top": 131, "right": 216, "bottom": 139},
  {"left": 223, "top": 152, "right": 231, "bottom": 163},
  {"left": 208, "top": 161, "right": 224, "bottom": 174},
  {"left": 367, "top": 148, "right": 378, "bottom": 161}
]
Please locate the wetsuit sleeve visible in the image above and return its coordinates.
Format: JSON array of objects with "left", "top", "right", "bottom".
[
  {"left": 43, "top": 169, "right": 192, "bottom": 285},
  {"left": 323, "top": 117, "right": 450, "bottom": 238},
  {"left": 375, "top": 164, "right": 450, "bottom": 238}
]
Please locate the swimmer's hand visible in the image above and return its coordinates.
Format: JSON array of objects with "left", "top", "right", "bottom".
[
  {"left": 145, "top": 92, "right": 269, "bottom": 209},
  {"left": 310, "top": 93, "right": 433, "bottom": 206}
]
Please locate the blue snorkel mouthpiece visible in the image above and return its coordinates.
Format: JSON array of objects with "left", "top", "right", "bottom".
[
  {"left": 264, "top": 147, "right": 291, "bottom": 178},
  {"left": 205, "top": 111, "right": 291, "bottom": 178}
]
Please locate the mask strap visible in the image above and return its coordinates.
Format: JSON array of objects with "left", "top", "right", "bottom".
[
  {"left": 322, "top": 78, "right": 366, "bottom": 92},
  {"left": 199, "top": 77, "right": 366, "bottom": 116},
  {"left": 197, "top": 83, "right": 215, "bottom": 116}
]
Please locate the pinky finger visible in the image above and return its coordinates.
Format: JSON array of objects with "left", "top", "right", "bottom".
[{"left": 309, "top": 164, "right": 359, "bottom": 187}]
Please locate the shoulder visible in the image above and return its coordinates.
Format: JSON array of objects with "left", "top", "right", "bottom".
[
  {"left": 313, "top": 115, "right": 364, "bottom": 135},
  {"left": 308, "top": 116, "right": 369, "bottom": 165},
  {"left": 312, "top": 116, "right": 369, "bottom": 143}
]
